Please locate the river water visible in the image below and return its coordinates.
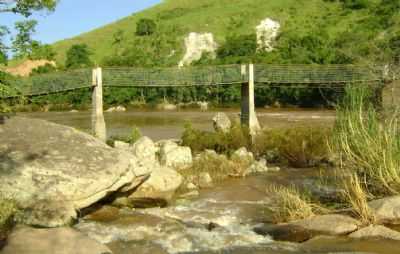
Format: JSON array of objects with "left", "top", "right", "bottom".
[
  {"left": 18, "top": 108, "right": 335, "bottom": 140},
  {"left": 17, "top": 108, "right": 399, "bottom": 253}
]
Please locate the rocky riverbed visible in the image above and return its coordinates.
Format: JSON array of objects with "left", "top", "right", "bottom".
[{"left": 2, "top": 115, "right": 400, "bottom": 254}]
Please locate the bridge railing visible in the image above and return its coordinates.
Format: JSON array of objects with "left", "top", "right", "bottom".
[
  {"left": 0, "top": 64, "right": 391, "bottom": 99},
  {"left": 102, "top": 65, "right": 246, "bottom": 87},
  {"left": 1, "top": 68, "right": 92, "bottom": 98},
  {"left": 254, "top": 64, "right": 382, "bottom": 87}
]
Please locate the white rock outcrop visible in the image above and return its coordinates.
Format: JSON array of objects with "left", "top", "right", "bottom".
[
  {"left": 256, "top": 18, "right": 280, "bottom": 51},
  {"left": 179, "top": 32, "right": 218, "bottom": 67}
]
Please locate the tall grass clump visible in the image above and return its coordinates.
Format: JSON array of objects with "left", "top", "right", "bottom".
[{"left": 333, "top": 85, "right": 400, "bottom": 196}]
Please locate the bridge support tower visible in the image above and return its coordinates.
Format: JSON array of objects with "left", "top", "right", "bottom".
[
  {"left": 92, "top": 67, "right": 107, "bottom": 142},
  {"left": 241, "top": 64, "right": 261, "bottom": 135}
]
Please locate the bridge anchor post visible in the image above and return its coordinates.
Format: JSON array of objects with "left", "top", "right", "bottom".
[
  {"left": 92, "top": 67, "right": 107, "bottom": 142},
  {"left": 241, "top": 64, "right": 261, "bottom": 136}
]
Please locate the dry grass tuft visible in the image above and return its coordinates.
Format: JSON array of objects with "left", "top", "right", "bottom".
[
  {"left": 266, "top": 185, "right": 328, "bottom": 223},
  {"left": 340, "top": 172, "right": 376, "bottom": 224}
]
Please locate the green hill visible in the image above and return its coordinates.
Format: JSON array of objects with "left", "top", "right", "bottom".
[{"left": 52, "top": 0, "right": 400, "bottom": 67}]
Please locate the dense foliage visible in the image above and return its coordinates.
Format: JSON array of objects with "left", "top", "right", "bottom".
[
  {"left": 6, "top": 0, "right": 399, "bottom": 109},
  {"left": 65, "top": 44, "right": 92, "bottom": 69},
  {"left": 136, "top": 18, "right": 157, "bottom": 36}
]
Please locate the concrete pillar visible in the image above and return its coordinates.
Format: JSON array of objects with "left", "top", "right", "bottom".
[
  {"left": 92, "top": 67, "right": 106, "bottom": 142},
  {"left": 241, "top": 64, "right": 261, "bottom": 135}
]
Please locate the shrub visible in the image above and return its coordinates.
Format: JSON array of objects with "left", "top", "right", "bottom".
[
  {"left": 266, "top": 185, "right": 327, "bottom": 223},
  {"left": 181, "top": 122, "right": 250, "bottom": 155},
  {"left": 129, "top": 126, "right": 142, "bottom": 144},
  {"left": 217, "top": 33, "right": 257, "bottom": 59},
  {"left": 136, "top": 18, "right": 157, "bottom": 36},
  {"left": 30, "top": 63, "right": 56, "bottom": 75},
  {"left": 65, "top": 44, "right": 92, "bottom": 69},
  {"left": 340, "top": 0, "right": 370, "bottom": 10},
  {"left": 107, "top": 126, "right": 142, "bottom": 146},
  {"left": 253, "top": 126, "right": 331, "bottom": 168}
]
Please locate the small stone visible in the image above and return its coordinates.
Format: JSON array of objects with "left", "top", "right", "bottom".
[
  {"left": 212, "top": 112, "right": 231, "bottom": 133},
  {"left": 114, "top": 141, "right": 129, "bottom": 150},
  {"left": 180, "top": 190, "right": 200, "bottom": 199},
  {"left": 198, "top": 172, "right": 213, "bottom": 188},
  {"left": 186, "top": 182, "right": 198, "bottom": 190},
  {"left": 106, "top": 105, "right": 126, "bottom": 112},
  {"left": 231, "top": 147, "right": 254, "bottom": 162},
  {"left": 268, "top": 166, "right": 281, "bottom": 172},
  {"left": 246, "top": 159, "right": 268, "bottom": 175}
]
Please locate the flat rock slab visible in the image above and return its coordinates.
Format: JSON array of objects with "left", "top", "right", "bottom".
[
  {"left": 349, "top": 225, "right": 400, "bottom": 240},
  {"left": 0, "top": 117, "right": 145, "bottom": 227},
  {"left": 368, "top": 195, "right": 400, "bottom": 224},
  {"left": 289, "top": 215, "right": 361, "bottom": 235},
  {"left": 1, "top": 226, "right": 112, "bottom": 254}
]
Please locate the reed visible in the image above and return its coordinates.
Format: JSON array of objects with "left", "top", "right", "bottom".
[{"left": 333, "top": 85, "right": 400, "bottom": 196}]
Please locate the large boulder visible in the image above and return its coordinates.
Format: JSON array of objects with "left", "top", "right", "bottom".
[
  {"left": 368, "top": 195, "right": 400, "bottom": 224},
  {"left": 0, "top": 117, "right": 149, "bottom": 227},
  {"left": 288, "top": 215, "right": 360, "bottom": 235},
  {"left": 159, "top": 141, "right": 192, "bottom": 168},
  {"left": 1, "top": 226, "right": 112, "bottom": 254},
  {"left": 131, "top": 136, "right": 157, "bottom": 164},
  {"left": 212, "top": 113, "right": 231, "bottom": 133},
  {"left": 349, "top": 225, "right": 400, "bottom": 241}
]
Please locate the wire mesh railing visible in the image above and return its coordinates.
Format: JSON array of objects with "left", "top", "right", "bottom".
[
  {"left": 1, "top": 68, "right": 92, "bottom": 98},
  {"left": 102, "top": 65, "right": 246, "bottom": 87},
  {"left": 0, "top": 64, "right": 390, "bottom": 99},
  {"left": 254, "top": 64, "right": 382, "bottom": 86}
]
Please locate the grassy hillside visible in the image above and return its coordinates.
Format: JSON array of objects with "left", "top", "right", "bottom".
[{"left": 51, "top": 0, "right": 400, "bottom": 67}]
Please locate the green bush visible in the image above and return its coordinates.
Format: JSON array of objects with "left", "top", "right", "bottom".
[
  {"left": 253, "top": 126, "right": 331, "bottom": 168},
  {"left": 181, "top": 122, "right": 250, "bottom": 155},
  {"left": 65, "top": 44, "right": 92, "bottom": 69},
  {"left": 136, "top": 18, "right": 157, "bottom": 36},
  {"left": 217, "top": 33, "right": 257, "bottom": 61}
]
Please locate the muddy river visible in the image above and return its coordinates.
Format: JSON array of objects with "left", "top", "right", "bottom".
[{"left": 18, "top": 108, "right": 335, "bottom": 140}]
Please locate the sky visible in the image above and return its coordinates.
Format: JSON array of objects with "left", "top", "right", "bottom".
[{"left": 0, "top": 0, "right": 161, "bottom": 45}]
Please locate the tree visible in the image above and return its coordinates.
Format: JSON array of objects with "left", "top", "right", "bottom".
[
  {"left": 11, "top": 20, "right": 38, "bottom": 58},
  {"left": 65, "top": 44, "right": 92, "bottom": 69},
  {"left": 0, "top": 26, "right": 9, "bottom": 64},
  {"left": 136, "top": 18, "right": 156, "bottom": 36},
  {"left": 0, "top": 0, "right": 57, "bottom": 17},
  {"left": 29, "top": 41, "right": 56, "bottom": 60}
]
